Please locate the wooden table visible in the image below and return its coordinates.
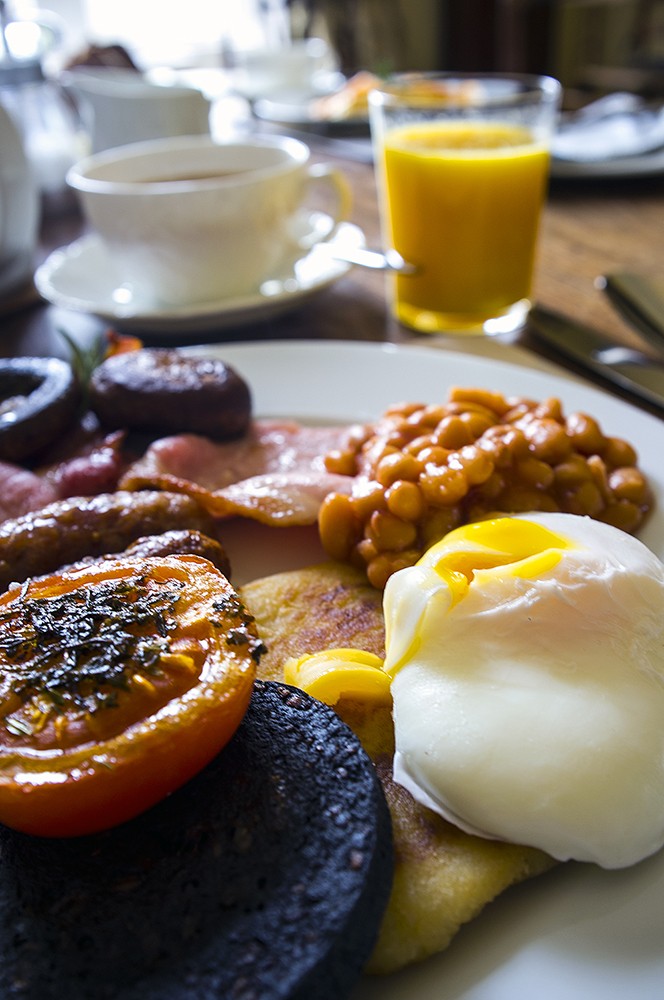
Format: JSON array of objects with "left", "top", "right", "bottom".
[{"left": 2, "top": 142, "right": 664, "bottom": 407}]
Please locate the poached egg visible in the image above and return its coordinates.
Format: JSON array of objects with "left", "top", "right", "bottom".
[{"left": 384, "top": 512, "right": 664, "bottom": 869}]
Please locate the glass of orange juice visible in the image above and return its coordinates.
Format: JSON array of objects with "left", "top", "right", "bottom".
[{"left": 369, "top": 73, "right": 561, "bottom": 334}]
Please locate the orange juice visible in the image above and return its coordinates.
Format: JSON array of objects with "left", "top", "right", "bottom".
[{"left": 380, "top": 121, "right": 550, "bottom": 332}]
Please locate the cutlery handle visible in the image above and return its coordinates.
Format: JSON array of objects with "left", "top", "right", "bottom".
[{"left": 602, "top": 273, "right": 664, "bottom": 355}]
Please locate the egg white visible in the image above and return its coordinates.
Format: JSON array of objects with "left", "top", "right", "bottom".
[{"left": 385, "top": 512, "right": 664, "bottom": 869}]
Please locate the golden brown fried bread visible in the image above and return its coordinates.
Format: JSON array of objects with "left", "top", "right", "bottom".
[
  {"left": 240, "top": 561, "right": 385, "bottom": 682},
  {"left": 240, "top": 562, "right": 555, "bottom": 974}
]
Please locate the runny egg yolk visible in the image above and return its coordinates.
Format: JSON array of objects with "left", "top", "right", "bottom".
[
  {"left": 384, "top": 512, "right": 664, "bottom": 869},
  {"left": 384, "top": 518, "right": 577, "bottom": 678},
  {"left": 284, "top": 649, "right": 391, "bottom": 705}
]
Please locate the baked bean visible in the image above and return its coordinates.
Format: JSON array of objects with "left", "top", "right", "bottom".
[
  {"left": 343, "top": 424, "right": 372, "bottom": 450},
  {"left": 318, "top": 492, "right": 361, "bottom": 562},
  {"left": 477, "top": 470, "right": 506, "bottom": 500},
  {"left": 367, "top": 551, "right": 419, "bottom": 589},
  {"left": 553, "top": 453, "right": 592, "bottom": 488},
  {"left": 325, "top": 448, "right": 357, "bottom": 476},
  {"left": 419, "top": 404, "right": 448, "bottom": 427},
  {"left": 445, "top": 401, "right": 497, "bottom": 422},
  {"left": 390, "top": 550, "right": 421, "bottom": 575},
  {"left": 405, "top": 433, "right": 434, "bottom": 455},
  {"left": 480, "top": 426, "right": 529, "bottom": 467},
  {"left": 356, "top": 537, "right": 379, "bottom": 563},
  {"left": 376, "top": 451, "right": 421, "bottom": 487},
  {"left": 587, "top": 455, "right": 611, "bottom": 504},
  {"left": 566, "top": 413, "right": 606, "bottom": 456},
  {"left": 389, "top": 417, "right": 417, "bottom": 437},
  {"left": 421, "top": 506, "right": 462, "bottom": 547},
  {"left": 420, "top": 464, "right": 468, "bottom": 505},
  {"left": 386, "top": 480, "right": 425, "bottom": 521},
  {"left": 608, "top": 467, "right": 649, "bottom": 505},
  {"left": 456, "top": 445, "right": 495, "bottom": 485},
  {"left": 384, "top": 430, "right": 408, "bottom": 450},
  {"left": 522, "top": 418, "right": 572, "bottom": 464},
  {"left": 416, "top": 445, "right": 449, "bottom": 467},
  {"left": 320, "top": 386, "right": 651, "bottom": 587},
  {"left": 368, "top": 510, "right": 417, "bottom": 552},
  {"left": 600, "top": 500, "right": 642, "bottom": 532},
  {"left": 498, "top": 485, "right": 560, "bottom": 513},
  {"left": 435, "top": 415, "right": 474, "bottom": 449},
  {"left": 385, "top": 402, "right": 424, "bottom": 418},
  {"left": 351, "top": 479, "right": 386, "bottom": 517},
  {"left": 476, "top": 433, "right": 510, "bottom": 468},
  {"left": 358, "top": 437, "right": 397, "bottom": 471},
  {"left": 506, "top": 395, "right": 537, "bottom": 411},
  {"left": 534, "top": 397, "right": 563, "bottom": 422},
  {"left": 405, "top": 408, "right": 427, "bottom": 426},
  {"left": 465, "top": 501, "right": 497, "bottom": 522},
  {"left": 460, "top": 410, "right": 495, "bottom": 439},
  {"left": 366, "top": 555, "right": 394, "bottom": 590},
  {"left": 567, "top": 480, "right": 604, "bottom": 517},
  {"left": 515, "top": 456, "right": 555, "bottom": 491},
  {"left": 448, "top": 387, "right": 511, "bottom": 416},
  {"left": 604, "top": 437, "right": 637, "bottom": 470},
  {"left": 504, "top": 402, "right": 533, "bottom": 423}
]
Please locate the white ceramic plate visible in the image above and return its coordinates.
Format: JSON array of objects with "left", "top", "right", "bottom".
[
  {"left": 34, "top": 214, "right": 365, "bottom": 336},
  {"left": 191, "top": 339, "right": 664, "bottom": 1000}
]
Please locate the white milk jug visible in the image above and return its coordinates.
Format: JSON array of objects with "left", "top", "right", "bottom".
[{"left": 61, "top": 68, "right": 211, "bottom": 154}]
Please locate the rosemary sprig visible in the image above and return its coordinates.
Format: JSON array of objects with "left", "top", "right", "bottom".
[{"left": 57, "top": 328, "right": 105, "bottom": 397}]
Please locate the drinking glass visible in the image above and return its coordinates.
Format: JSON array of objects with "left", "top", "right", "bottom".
[{"left": 369, "top": 73, "right": 561, "bottom": 334}]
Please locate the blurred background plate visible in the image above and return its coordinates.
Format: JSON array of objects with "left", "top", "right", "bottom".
[
  {"left": 252, "top": 94, "right": 370, "bottom": 136},
  {"left": 551, "top": 145, "right": 664, "bottom": 179}
]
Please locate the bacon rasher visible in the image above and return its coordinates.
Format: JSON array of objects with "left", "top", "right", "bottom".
[{"left": 120, "top": 420, "right": 353, "bottom": 526}]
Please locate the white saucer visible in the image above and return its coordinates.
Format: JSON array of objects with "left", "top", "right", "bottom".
[{"left": 34, "top": 212, "right": 365, "bottom": 336}]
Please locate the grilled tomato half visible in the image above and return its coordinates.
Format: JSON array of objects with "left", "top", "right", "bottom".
[{"left": 0, "top": 554, "right": 263, "bottom": 837}]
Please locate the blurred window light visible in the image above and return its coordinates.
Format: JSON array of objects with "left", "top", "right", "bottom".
[
  {"left": 81, "top": 0, "right": 281, "bottom": 67},
  {"left": 4, "top": 20, "right": 43, "bottom": 59}
]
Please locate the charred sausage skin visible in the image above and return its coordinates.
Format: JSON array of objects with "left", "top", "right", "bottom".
[
  {"left": 123, "top": 529, "right": 230, "bottom": 578},
  {"left": 46, "top": 529, "right": 232, "bottom": 582},
  {"left": 0, "top": 491, "right": 221, "bottom": 591}
]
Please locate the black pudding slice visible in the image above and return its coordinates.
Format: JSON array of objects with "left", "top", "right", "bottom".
[
  {"left": 88, "top": 348, "right": 252, "bottom": 441},
  {"left": 0, "top": 680, "right": 394, "bottom": 1000}
]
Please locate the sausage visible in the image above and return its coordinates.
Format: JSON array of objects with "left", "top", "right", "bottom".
[
  {"left": 47, "top": 529, "right": 232, "bottom": 583},
  {"left": 124, "top": 529, "right": 231, "bottom": 578},
  {"left": 0, "top": 491, "right": 220, "bottom": 591}
]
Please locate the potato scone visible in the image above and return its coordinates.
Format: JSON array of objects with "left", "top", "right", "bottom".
[{"left": 240, "top": 562, "right": 555, "bottom": 975}]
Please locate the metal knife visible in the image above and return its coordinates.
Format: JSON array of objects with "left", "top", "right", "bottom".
[
  {"left": 600, "top": 272, "right": 664, "bottom": 356},
  {"left": 527, "top": 305, "right": 664, "bottom": 416}
]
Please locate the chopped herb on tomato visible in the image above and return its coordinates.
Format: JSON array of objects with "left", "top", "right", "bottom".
[{"left": 0, "top": 554, "right": 259, "bottom": 837}]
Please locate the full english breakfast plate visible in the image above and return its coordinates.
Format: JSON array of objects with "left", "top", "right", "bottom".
[
  {"left": 186, "top": 339, "right": 664, "bottom": 1000},
  {"left": 0, "top": 336, "right": 663, "bottom": 999}
]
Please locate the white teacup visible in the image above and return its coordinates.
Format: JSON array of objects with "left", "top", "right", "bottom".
[{"left": 66, "top": 134, "right": 351, "bottom": 308}]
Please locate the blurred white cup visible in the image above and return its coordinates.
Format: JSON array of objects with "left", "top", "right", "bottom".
[
  {"left": 66, "top": 134, "right": 351, "bottom": 307},
  {"left": 233, "top": 38, "right": 335, "bottom": 100}
]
